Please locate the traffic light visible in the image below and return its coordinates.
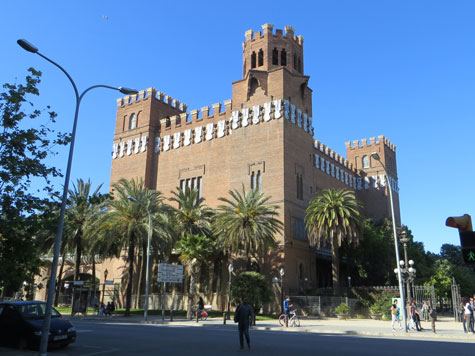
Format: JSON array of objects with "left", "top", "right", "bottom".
[{"left": 445, "top": 214, "right": 475, "bottom": 264}]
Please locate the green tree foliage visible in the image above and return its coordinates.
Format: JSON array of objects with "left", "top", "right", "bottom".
[
  {"left": 305, "top": 188, "right": 362, "bottom": 290},
  {"left": 0, "top": 68, "right": 69, "bottom": 296},
  {"left": 214, "top": 186, "right": 283, "bottom": 261},
  {"left": 89, "top": 178, "right": 174, "bottom": 315},
  {"left": 175, "top": 234, "right": 214, "bottom": 318},
  {"left": 231, "top": 271, "right": 273, "bottom": 316}
]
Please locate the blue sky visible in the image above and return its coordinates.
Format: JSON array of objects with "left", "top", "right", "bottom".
[{"left": 2, "top": 1, "right": 474, "bottom": 254}]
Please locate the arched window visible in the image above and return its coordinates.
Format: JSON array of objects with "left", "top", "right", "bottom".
[
  {"left": 272, "top": 48, "right": 278, "bottom": 65},
  {"left": 362, "top": 155, "right": 370, "bottom": 169},
  {"left": 281, "top": 49, "right": 287, "bottom": 66},
  {"left": 251, "top": 52, "right": 256, "bottom": 69},
  {"left": 258, "top": 49, "right": 264, "bottom": 66},
  {"left": 249, "top": 77, "right": 259, "bottom": 97},
  {"left": 128, "top": 113, "right": 137, "bottom": 130}
]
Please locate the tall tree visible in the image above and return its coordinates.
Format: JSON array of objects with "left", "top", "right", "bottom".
[
  {"left": 213, "top": 186, "right": 283, "bottom": 263},
  {"left": 90, "top": 178, "right": 174, "bottom": 316},
  {"left": 169, "top": 186, "right": 214, "bottom": 318},
  {"left": 305, "top": 188, "right": 362, "bottom": 291},
  {"left": 0, "top": 68, "right": 69, "bottom": 296},
  {"left": 175, "top": 234, "right": 213, "bottom": 319}
]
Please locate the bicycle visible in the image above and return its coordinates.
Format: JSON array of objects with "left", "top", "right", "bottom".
[
  {"left": 190, "top": 305, "right": 211, "bottom": 321},
  {"left": 278, "top": 309, "right": 300, "bottom": 327}
]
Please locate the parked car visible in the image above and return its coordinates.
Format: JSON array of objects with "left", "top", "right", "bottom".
[{"left": 0, "top": 301, "right": 76, "bottom": 349}]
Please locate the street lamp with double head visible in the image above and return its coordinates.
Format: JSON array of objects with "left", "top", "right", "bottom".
[{"left": 17, "top": 38, "right": 137, "bottom": 355}]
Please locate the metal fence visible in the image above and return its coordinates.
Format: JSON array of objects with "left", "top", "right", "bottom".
[{"left": 290, "top": 296, "right": 359, "bottom": 316}]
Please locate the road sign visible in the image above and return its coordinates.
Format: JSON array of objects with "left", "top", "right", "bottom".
[
  {"left": 157, "top": 263, "right": 184, "bottom": 283},
  {"left": 104, "top": 280, "right": 114, "bottom": 285}
]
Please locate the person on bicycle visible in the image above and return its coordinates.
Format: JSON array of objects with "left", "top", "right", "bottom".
[
  {"left": 196, "top": 296, "right": 205, "bottom": 323},
  {"left": 283, "top": 296, "right": 293, "bottom": 327}
]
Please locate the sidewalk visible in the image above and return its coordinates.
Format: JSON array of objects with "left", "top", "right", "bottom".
[{"left": 69, "top": 314, "right": 475, "bottom": 343}]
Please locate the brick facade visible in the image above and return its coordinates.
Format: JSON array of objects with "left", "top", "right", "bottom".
[{"left": 109, "top": 24, "right": 401, "bottom": 293}]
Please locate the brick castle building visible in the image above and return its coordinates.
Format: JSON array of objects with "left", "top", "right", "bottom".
[{"left": 108, "top": 24, "right": 401, "bottom": 298}]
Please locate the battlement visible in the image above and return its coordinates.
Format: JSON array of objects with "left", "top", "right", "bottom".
[
  {"left": 244, "top": 24, "right": 304, "bottom": 46},
  {"left": 116, "top": 87, "right": 188, "bottom": 112},
  {"left": 314, "top": 140, "right": 354, "bottom": 171},
  {"left": 345, "top": 135, "right": 396, "bottom": 152}
]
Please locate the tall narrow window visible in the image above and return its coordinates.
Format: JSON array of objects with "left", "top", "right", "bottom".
[
  {"left": 251, "top": 171, "right": 256, "bottom": 190},
  {"left": 272, "top": 48, "right": 278, "bottom": 65},
  {"left": 293, "top": 53, "right": 297, "bottom": 70},
  {"left": 197, "top": 176, "right": 202, "bottom": 199},
  {"left": 281, "top": 49, "right": 287, "bottom": 66},
  {"left": 129, "top": 113, "right": 137, "bottom": 130},
  {"left": 298, "top": 56, "right": 302, "bottom": 73},
  {"left": 251, "top": 52, "right": 256, "bottom": 69},
  {"left": 257, "top": 170, "right": 262, "bottom": 191},
  {"left": 258, "top": 49, "right": 264, "bottom": 67},
  {"left": 296, "top": 173, "right": 303, "bottom": 200},
  {"left": 362, "top": 155, "right": 370, "bottom": 169}
]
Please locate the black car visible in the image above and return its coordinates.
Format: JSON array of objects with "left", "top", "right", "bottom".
[{"left": 0, "top": 301, "right": 76, "bottom": 349}]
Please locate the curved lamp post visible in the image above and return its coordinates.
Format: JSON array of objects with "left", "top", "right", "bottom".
[
  {"left": 371, "top": 152, "right": 408, "bottom": 332},
  {"left": 128, "top": 196, "right": 152, "bottom": 322},
  {"left": 17, "top": 39, "right": 138, "bottom": 355},
  {"left": 279, "top": 268, "right": 285, "bottom": 314}
]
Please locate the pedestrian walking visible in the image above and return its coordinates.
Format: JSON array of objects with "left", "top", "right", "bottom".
[
  {"left": 391, "top": 300, "right": 402, "bottom": 331},
  {"left": 463, "top": 297, "right": 473, "bottom": 333},
  {"left": 429, "top": 307, "right": 437, "bottom": 333},
  {"left": 234, "top": 297, "right": 254, "bottom": 351}
]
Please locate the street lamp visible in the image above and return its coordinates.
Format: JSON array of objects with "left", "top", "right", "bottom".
[
  {"left": 398, "top": 229, "right": 414, "bottom": 300},
  {"left": 128, "top": 196, "right": 152, "bottom": 322},
  {"left": 17, "top": 38, "right": 138, "bottom": 355},
  {"left": 371, "top": 152, "right": 407, "bottom": 332},
  {"left": 101, "top": 269, "right": 108, "bottom": 306},
  {"left": 279, "top": 268, "right": 285, "bottom": 314},
  {"left": 227, "top": 264, "right": 233, "bottom": 320}
]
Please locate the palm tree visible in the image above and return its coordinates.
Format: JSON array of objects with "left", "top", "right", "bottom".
[
  {"left": 90, "top": 178, "right": 174, "bottom": 316},
  {"left": 213, "top": 185, "right": 283, "bottom": 262},
  {"left": 304, "top": 188, "right": 362, "bottom": 291},
  {"left": 65, "top": 179, "right": 103, "bottom": 284},
  {"left": 169, "top": 186, "right": 214, "bottom": 237},
  {"left": 175, "top": 234, "right": 213, "bottom": 319},
  {"left": 169, "top": 186, "right": 215, "bottom": 318}
]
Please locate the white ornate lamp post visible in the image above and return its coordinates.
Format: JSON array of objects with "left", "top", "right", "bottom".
[
  {"left": 227, "top": 264, "right": 233, "bottom": 320},
  {"left": 371, "top": 152, "right": 407, "bottom": 332}
]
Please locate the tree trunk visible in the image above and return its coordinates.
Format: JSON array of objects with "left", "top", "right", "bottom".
[
  {"left": 332, "top": 234, "right": 340, "bottom": 295},
  {"left": 125, "top": 233, "right": 136, "bottom": 316},
  {"left": 187, "top": 260, "right": 200, "bottom": 319},
  {"left": 54, "top": 253, "right": 66, "bottom": 307},
  {"left": 92, "top": 256, "right": 96, "bottom": 309}
]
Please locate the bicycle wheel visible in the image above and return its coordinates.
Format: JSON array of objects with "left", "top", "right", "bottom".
[
  {"left": 294, "top": 316, "right": 300, "bottom": 327},
  {"left": 201, "top": 314, "right": 208, "bottom": 321},
  {"left": 278, "top": 314, "right": 286, "bottom": 326}
]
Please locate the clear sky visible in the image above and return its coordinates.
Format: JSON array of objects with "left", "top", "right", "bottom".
[{"left": 2, "top": 1, "right": 474, "bottom": 254}]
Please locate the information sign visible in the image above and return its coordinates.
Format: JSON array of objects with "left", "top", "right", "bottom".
[{"left": 157, "top": 263, "right": 184, "bottom": 283}]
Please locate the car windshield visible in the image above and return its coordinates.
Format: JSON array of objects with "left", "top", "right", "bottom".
[{"left": 18, "top": 303, "right": 61, "bottom": 319}]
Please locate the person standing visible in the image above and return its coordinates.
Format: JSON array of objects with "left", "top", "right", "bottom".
[
  {"left": 283, "top": 296, "right": 293, "bottom": 327},
  {"left": 196, "top": 296, "right": 205, "bottom": 323},
  {"left": 463, "top": 298, "right": 473, "bottom": 333},
  {"left": 422, "top": 301, "right": 430, "bottom": 322},
  {"left": 234, "top": 297, "right": 254, "bottom": 351},
  {"left": 391, "top": 300, "right": 402, "bottom": 331}
]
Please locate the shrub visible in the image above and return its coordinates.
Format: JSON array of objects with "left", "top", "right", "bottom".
[
  {"left": 231, "top": 271, "right": 273, "bottom": 315},
  {"left": 334, "top": 302, "right": 350, "bottom": 314}
]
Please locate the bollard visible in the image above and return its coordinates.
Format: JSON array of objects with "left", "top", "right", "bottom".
[
  {"left": 170, "top": 310, "right": 173, "bottom": 321},
  {"left": 223, "top": 312, "right": 227, "bottom": 324}
]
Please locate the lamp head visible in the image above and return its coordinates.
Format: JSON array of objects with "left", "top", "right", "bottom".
[
  {"left": 228, "top": 264, "right": 233, "bottom": 272},
  {"left": 17, "top": 39, "right": 38, "bottom": 53},
  {"left": 279, "top": 268, "right": 285, "bottom": 277},
  {"left": 128, "top": 196, "right": 138, "bottom": 203},
  {"left": 104, "top": 269, "right": 108, "bottom": 279},
  {"left": 370, "top": 152, "right": 381, "bottom": 161},
  {"left": 394, "top": 268, "right": 399, "bottom": 274},
  {"left": 399, "top": 260, "right": 405, "bottom": 266},
  {"left": 118, "top": 86, "right": 138, "bottom": 95},
  {"left": 408, "top": 259, "right": 414, "bottom": 266}
]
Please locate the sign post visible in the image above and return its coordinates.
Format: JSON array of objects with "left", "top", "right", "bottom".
[{"left": 157, "top": 264, "right": 183, "bottom": 320}]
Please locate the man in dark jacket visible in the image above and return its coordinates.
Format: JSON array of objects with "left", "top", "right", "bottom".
[{"left": 234, "top": 297, "right": 254, "bottom": 350}]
